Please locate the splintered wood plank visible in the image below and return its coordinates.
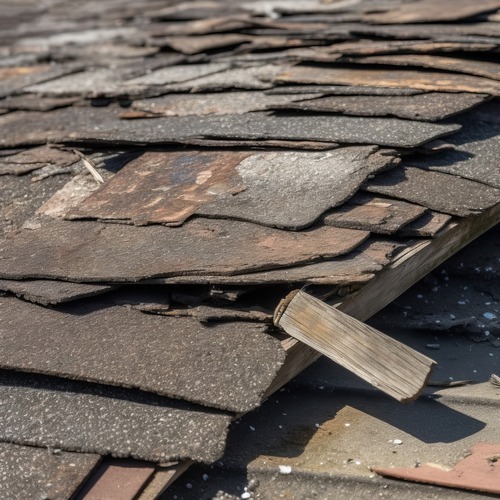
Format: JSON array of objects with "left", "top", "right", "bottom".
[
  {"left": 275, "top": 291, "right": 436, "bottom": 402},
  {"left": 266, "top": 201, "right": 500, "bottom": 397}
]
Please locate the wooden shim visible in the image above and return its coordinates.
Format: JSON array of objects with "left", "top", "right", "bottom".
[
  {"left": 266, "top": 201, "right": 500, "bottom": 397},
  {"left": 274, "top": 290, "right": 436, "bottom": 402},
  {"left": 137, "top": 461, "right": 194, "bottom": 500}
]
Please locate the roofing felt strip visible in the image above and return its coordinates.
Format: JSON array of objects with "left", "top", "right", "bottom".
[
  {"left": 343, "top": 54, "right": 500, "bottom": 82},
  {"left": 0, "top": 279, "right": 114, "bottom": 306},
  {"left": 0, "top": 370, "right": 232, "bottom": 463},
  {"left": 275, "top": 66, "right": 500, "bottom": 96},
  {"left": 323, "top": 193, "right": 427, "bottom": 235},
  {"left": 364, "top": 166, "right": 500, "bottom": 217},
  {"left": 273, "top": 93, "right": 489, "bottom": 122},
  {"left": 0, "top": 218, "right": 369, "bottom": 282},
  {"left": 70, "top": 147, "right": 396, "bottom": 229},
  {"left": 0, "top": 442, "right": 100, "bottom": 500},
  {"left": 0, "top": 296, "right": 285, "bottom": 412},
  {"left": 363, "top": 0, "right": 500, "bottom": 24}
]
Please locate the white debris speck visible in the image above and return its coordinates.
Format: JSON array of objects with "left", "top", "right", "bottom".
[
  {"left": 241, "top": 493, "right": 251, "bottom": 499},
  {"left": 483, "top": 312, "right": 497, "bottom": 320},
  {"left": 489, "top": 353, "right": 494, "bottom": 357},
  {"left": 186, "top": 483, "right": 193, "bottom": 489},
  {"left": 417, "top": 294, "right": 423, "bottom": 299},
  {"left": 473, "top": 370, "right": 477, "bottom": 373},
  {"left": 426, "top": 344, "right": 440, "bottom": 349},
  {"left": 449, "top": 377, "right": 454, "bottom": 381},
  {"left": 485, "top": 331, "right": 491, "bottom": 337},
  {"left": 279, "top": 465, "right": 292, "bottom": 474},
  {"left": 458, "top": 301, "right": 466, "bottom": 305},
  {"left": 249, "top": 426, "right": 255, "bottom": 432},
  {"left": 450, "top": 314, "right": 456, "bottom": 319},
  {"left": 315, "top": 423, "right": 320, "bottom": 428},
  {"left": 345, "top": 423, "right": 351, "bottom": 427},
  {"left": 355, "top": 460, "right": 362, "bottom": 465},
  {"left": 202, "top": 474, "right": 209, "bottom": 482},
  {"left": 393, "top": 439, "right": 403, "bottom": 445}
]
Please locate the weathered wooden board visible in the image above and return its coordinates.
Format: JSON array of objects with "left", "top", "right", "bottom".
[
  {"left": 274, "top": 92, "right": 489, "bottom": 122},
  {"left": 275, "top": 291, "right": 436, "bottom": 402},
  {"left": 0, "top": 442, "right": 100, "bottom": 500},
  {"left": 364, "top": 166, "right": 500, "bottom": 217},
  {"left": 275, "top": 66, "right": 500, "bottom": 96},
  {"left": 324, "top": 193, "right": 427, "bottom": 234},
  {"left": 0, "top": 218, "right": 369, "bottom": 282},
  {"left": 0, "top": 296, "right": 285, "bottom": 412},
  {"left": 0, "top": 370, "right": 232, "bottom": 462}
]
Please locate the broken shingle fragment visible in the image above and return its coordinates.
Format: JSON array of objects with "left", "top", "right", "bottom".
[
  {"left": 398, "top": 211, "right": 452, "bottom": 238},
  {"left": 0, "top": 279, "right": 114, "bottom": 305},
  {"left": 0, "top": 296, "right": 285, "bottom": 412},
  {"left": 0, "top": 218, "right": 369, "bottom": 281},
  {"left": 69, "top": 147, "right": 397, "bottom": 229},
  {"left": 323, "top": 193, "right": 427, "bottom": 235},
  {"left": 273, "top": 92, "right": 489, "bottom": 122},
  {"left": 0, "top": 442, "right": 99, "bottom": 500},
  {"left": 364, "top": 166, "right": 500, "bottom": 217},
  {"left": 275, "top": 66, "right": 500, "bottom": 96}
]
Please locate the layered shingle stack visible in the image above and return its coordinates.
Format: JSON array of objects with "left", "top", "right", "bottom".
[{"left": 0, "top": 0, "right": 499, "bottom": 497}]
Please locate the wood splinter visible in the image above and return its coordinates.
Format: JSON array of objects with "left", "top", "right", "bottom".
[{"left": 274, "top": 290, "right": 436, "bottom": 403}]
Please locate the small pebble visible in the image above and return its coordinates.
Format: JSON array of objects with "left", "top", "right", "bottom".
[
  {"left": 483, "top": 312, "right": 497, "bottom": 320},
  {"left": 186, "top": 483, "right": 193, "bottom": 490},
  {"left": 249, "top": 426, "right": 255, "bottom": 432},
  {"left": 279, "top": 465, "right": 292, "bottom": 474},
  {"left": 203, "top": 474, "right": 209, "bottom": 482},
  {"left": 426, "top": 344, "right": 440, "bottom": 350},
  {"left": 393, "top": 439, "right": 403, "bottom": 445},
  {"left": 241, "top": 493, "right": 251, "bottom": 499}
]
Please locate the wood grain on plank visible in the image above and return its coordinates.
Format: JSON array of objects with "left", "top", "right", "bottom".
[{"left": 275, "top": 291, "right": 435, "bottom": 402}]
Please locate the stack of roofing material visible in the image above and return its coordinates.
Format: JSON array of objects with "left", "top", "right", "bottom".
[{"left": 0, "top": 0, "right": 499, "bottom": 497}]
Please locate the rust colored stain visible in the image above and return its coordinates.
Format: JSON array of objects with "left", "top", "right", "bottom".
[
  {"left": 69, "top": 151, "right": 249, "bottom": 226},
  {"left": 373, "top": 443, "right": 500, "bottom": 495}
]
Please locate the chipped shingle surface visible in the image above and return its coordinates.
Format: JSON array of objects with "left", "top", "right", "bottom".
[
  {"left": 0, "top": 296, "right": 285, "bottom": 412},
  {"left": 364, "top": 166, "right": 500, "bottom": 217},
  {"left": 0, "top": 219, "right": 369, "bottom": 281},
  {"left": 0, "top": 371, "right": 232, "bottom": 463},
  {"left": 0, "top": 442, "right": 99, "bottom": 500}
]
